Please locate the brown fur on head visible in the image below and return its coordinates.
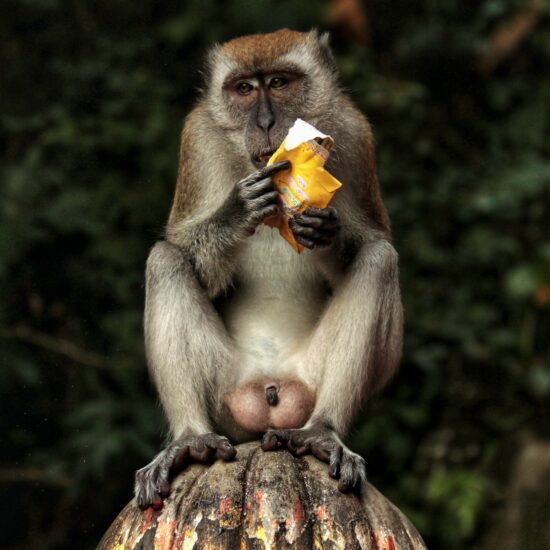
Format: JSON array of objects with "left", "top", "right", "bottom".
[
  {"left": 203, "top": 29, "right": 340, "bottom": 168},
  {"left": 221, "top": 29, "right": 310, "bottom": 68}
]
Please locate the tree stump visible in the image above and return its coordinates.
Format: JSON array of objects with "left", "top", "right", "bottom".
[{"left": 98, "top": 442, "right": 426, "bottom": 549}]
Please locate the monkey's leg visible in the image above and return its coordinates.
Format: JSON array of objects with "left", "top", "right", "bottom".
[
  {"left": 263, "top": 239, "right": 403, "bottom": 492},
  {"left": 135, "top": 241, "right": 237, "bottom": 509}
]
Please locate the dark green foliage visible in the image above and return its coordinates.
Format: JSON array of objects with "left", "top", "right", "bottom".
[{"left": 1, "top": 1, "right": 549, "bottom": 548}]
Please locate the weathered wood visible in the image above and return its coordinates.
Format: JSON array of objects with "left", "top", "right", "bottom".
[{"left": 98, "top": 442, "right": 426, "bottom": 549}]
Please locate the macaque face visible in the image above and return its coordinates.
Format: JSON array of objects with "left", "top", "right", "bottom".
[{"left": 223, "top": 69, "right": 307, "bottom": 168}]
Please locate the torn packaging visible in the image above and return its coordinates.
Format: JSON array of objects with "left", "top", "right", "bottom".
[{"left": 265, "top": 119, "right": 343, "bottom": 253}]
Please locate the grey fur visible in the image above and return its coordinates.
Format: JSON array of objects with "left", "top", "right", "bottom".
[{"left": 135, "top": 31, "right": 403, "bottom": 508}]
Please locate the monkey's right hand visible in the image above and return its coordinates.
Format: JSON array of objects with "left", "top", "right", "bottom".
[
  {"left": 134, "top": 433, "right": 236, "bottom": 510},
  {"left": 221, "top": 160, "right": 291, "bottom": 233}
]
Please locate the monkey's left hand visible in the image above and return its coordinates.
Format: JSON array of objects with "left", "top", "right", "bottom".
[
  {"left": 289, "top": 206, "right": 340, "bottom": 249},
  {"left": 261, "top": 423, "right": 366, "bottom": 492}
]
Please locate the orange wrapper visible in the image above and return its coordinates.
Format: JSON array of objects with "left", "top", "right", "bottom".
[{"left": 264, "top": 119, "right": 342, "bottom": 253}]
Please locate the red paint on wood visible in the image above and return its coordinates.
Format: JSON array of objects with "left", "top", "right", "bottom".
[
  {"left": 219, "top": 496, "right": 233, "bottom": 515},
  {"left": 292, "top": 497, "right": 305, "bottom": 526},
  {"left": 315, "top": 504, "right": 328, "bottom": 521}
]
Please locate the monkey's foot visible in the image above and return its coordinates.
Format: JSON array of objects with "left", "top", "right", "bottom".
[
  {"left": 261, "top": 424, "right": 366, "bottom": 493},
  {"left": 134, "top": 433, "right": 236, "bottom": 510}
]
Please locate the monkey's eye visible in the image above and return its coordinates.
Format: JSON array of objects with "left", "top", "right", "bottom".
[
  {"left": 236, "top": 82, "right": 254, "bottom": 95},
  {"left": 270, "top": 77, "right": 288, "bottom": 90}
]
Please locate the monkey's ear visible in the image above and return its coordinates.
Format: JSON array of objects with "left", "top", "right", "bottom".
[
  {"left": 318, "top": 31, "right": 331, "bottom": 50},
  {"left": 204, "top": 44, "right": 222, "bottom": 79},
  {"left": 202, "top": 43, "right": 233, "bottom": 93},
  {"left": 308, "top": 29, "right": 337, "bottom": 72}
]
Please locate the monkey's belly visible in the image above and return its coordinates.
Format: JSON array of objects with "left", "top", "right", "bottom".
[{"left": 225, "top": 378, "right": 315, "bottom": 433}]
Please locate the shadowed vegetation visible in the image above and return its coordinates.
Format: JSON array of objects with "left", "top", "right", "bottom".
[{"left": 1, "top": 1, "right": 549, "bottom": 548}]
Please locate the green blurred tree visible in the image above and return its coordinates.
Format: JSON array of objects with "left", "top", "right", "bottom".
[{"left": 0, "top": 1, "right": 548, "bottom": 548}]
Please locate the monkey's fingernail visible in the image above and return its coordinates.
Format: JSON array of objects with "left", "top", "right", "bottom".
[
  {"left": 152, "top": 498, "right": 163, "bottom": 511},
  {"left": 159, "top": 480, "right": 171, "bottom": 496},
  {"left": 295, "top": 445, "right": 308, "bottom": 456},
  {"left": 262, "top": 434, "right": 277, "bottom": 450}
]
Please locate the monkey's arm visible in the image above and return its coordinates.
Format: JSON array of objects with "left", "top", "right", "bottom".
[{"left": 165, "top": 116, "right": 289, "bottom": 298}]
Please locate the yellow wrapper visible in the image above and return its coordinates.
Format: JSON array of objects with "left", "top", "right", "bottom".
[{"left": 264, "top": 120, "right": 342, "bottom": 253}]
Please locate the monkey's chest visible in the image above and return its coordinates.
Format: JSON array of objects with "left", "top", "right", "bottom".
[{"left": 220, "top": 226, "right": 326, "bottom": 372}]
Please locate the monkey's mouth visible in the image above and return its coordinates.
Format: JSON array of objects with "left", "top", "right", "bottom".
[{"left": 252, "top": 148, "right": 276, "bottom": 167}]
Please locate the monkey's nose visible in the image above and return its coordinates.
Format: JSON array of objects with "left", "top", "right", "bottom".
[
  {"left": 265, "top": 385, "right": 279, "bottom": 406},
  {"left": 257, "top": 115, "right": 275, "bottom": 133},
  {"left": 256, "top": 94, "right": 275, "bottom": 133}
]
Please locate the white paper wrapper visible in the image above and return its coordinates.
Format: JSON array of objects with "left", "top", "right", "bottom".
[{"left": 284, "top": 118, "right": 333, "bottom": 151}]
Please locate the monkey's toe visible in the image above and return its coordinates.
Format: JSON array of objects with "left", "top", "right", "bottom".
[
  {"left": 261, "top": 429, "right": 286, "bottom": 451},
  {"left": 135, "top": 458, "right": 171, "bottom": 510},
  {"left": 202, "top": 433, "right": 237, "bottom": 461},
  {"left": 335, "top": 449, "right": 366, "bottom": 493},
  {"left": 262, "top": 428, "right": 307, "bottom": 452}
]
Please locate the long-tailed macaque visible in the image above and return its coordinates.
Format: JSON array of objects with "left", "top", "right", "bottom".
[{"left": 135, "top": 29, "right": 403, "bottom": 509}]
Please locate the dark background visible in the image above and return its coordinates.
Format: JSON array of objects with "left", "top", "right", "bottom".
[{"left": 1, "top": 1, "right": 549, "bottom": 548}]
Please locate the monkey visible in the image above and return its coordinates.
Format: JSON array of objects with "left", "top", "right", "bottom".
[{"left": 134, "top": 29, "right": 403, "bottom": 509}]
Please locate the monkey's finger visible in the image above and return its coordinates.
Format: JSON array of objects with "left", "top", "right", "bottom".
[
  {"left": 286, "top": 438, "right": 301, "bottom": 455},
  {"left": 209, "top": 438, "right": 237, "bottom": 461},
  {"left": 289, "top": 221, "right": 337, "bottom": 241},
  {"left": 135, "top": 471, "right": 164, "bottom": 510},
  {"left": 171, "top": 446, "right": 190, "bottom": 471},
  {"left": 337, "top": 452, "right": 366, "bottom": 493},
  {"left": 328, "top": 461, "right": 340, "bottom": 479},
  {"left": 135, "top": 482, "right": 152, "bottom": 510},
  {"left": 293, "top": 214, "right": 340, "bottom": 232},
  {"left": 293, "top": 232, "right": 336, "bottom": 249},
  {"left": 294, "top": 444, "right": 310, "bottom": 456},
  {"left": 216, "top": 445, "right": 237, "bottom": 461},
  {"left": 138, "top": 490, "right": 161, "bottom": 511},
  {"left": 293, "top": 235, "right": 315, "bottom": 249},
  {"left": 189, "top": 444, "right": 215, "bottom": 462},
  {"left": 311, "top": 444, "right": 332, "bottom": 464},
  {"left": 328, "top": 445, "right": 343, "bottom": 478},
  {"left": 244, "top": 161, "right": 291, "bottom": 186},
  {"left": 262, "top": 429, "right": 291, "bottom": 450},
  {"left": 302, "top": 206, "right": 338, "bottom": 219},
  {"left": 248, "top": 191, "right": 279, "bottom": 210},
  {"left": 159, "top": 479, "right": 171, "bottom": 498},
  {"left": 241, "top": 177, "right": 276, "bottom": 197},
  {"left": 261, "top": 431, "right": 280, "bottom": 451},
  {"left": 251, "top": 204, "right": 279, "bottom": 224},
  {"left": 256, "top": 160, "right": 291, "bottom": 180}
]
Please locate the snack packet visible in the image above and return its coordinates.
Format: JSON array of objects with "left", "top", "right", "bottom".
[{"left": 264, "top": 119, "right": 342, "bottom": 253}]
